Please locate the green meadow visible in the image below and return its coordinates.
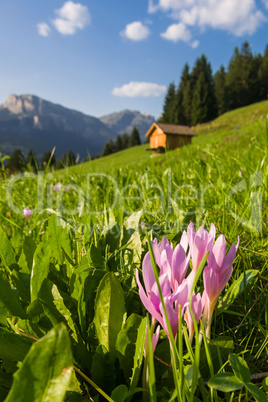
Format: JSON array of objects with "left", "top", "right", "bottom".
[{"left": 0, "top": 101, "right": 267, "bottom": 401}]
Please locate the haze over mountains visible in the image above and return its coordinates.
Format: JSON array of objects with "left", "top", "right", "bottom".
[
  {"left": 100, "top": 110, "right": 154, "bottom": 136},
  {"left": 0, "top": 94, "right": 155, "bottom": 159}
]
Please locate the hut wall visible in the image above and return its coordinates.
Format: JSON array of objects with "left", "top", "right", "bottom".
[
  {"left": 166, "top": 135, "right": 192, "bottom": 149},
  {"left": 150, "top": 131, "right": 166, "bottom": 149}
]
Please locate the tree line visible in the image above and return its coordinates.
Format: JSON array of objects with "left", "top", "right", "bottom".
[
  {"left": 6, "top": 148, "right": 76, "bottom": 172},
  {"left": 5, "top": 126, "right": 142, "bottom": 172},
  {"left": 101, "top": 126, "right": 141, "bottom": 157},
  {"left": 160, "top": 41, "right": 268, "bottom": 126}
]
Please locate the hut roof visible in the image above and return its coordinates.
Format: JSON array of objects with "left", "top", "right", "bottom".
[{"left": 146, "top": 122, "right": 197, "bottom": 137}]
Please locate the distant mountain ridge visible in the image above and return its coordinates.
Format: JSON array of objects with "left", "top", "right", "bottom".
[
  {"left": 100, "top": 109, "right": 155, "bottom": 137},
  {"left": 0, "top": 95, "right": 156, "bottom": 159},
  {"left": 0, "top": 94, "right": 116, "bottom": 159}
]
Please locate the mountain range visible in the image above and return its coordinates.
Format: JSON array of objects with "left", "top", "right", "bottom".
[{"left": 0, "top": 94, "right": 155, "bottom": 160}]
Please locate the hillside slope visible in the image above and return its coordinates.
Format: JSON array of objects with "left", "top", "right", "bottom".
[{"left": 58, "top": 100, "right": 268, "bottom": 176}]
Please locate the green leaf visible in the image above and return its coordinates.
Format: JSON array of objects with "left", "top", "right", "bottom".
[
  {"left": 39, "top": 279, "right": 68, "bottom": 327},
  {"left": 93, "top": 272, "right": 126, "bottom": 356},
  {"left": 115, "top": 313, "right": 143, "bottom": 381},
  {"left": 78, "top": 269, "right": 105, "bottom": 336},
  {"left": 262, "top": 376, "right": 268, "bottom": 392},
  {"left": 30, "top": 242, "right": 51, "bottom": 302},
  {"left": 0, "top": 327, "right": 32, "bottom": 362},
  {"left": 229, "top": 353, "right": 251, "bottom": 383},
  {"left": 199, "top": 337, "right": 234, "bottom": 380},
  {"left": 110, "top": 385, "right": 128, "bottom": 402},
  {"left": 0, "top": 273, "right": 27, "bottom": 319},
  {"left": 208, "top": 372, "right": 244, "bottom": 392},
  {"left": 5, "top": 323, "right": 73, "bottom": 402},
  {"left": 123, "top": 210, "right": 143, "bottom": 264},
  {"left": 0, "top": 227, "right": 16, "bottom": 273},
  {"left": 91, "top": 345, "right": 116, "bottom": 395},
  {"left": 22, "top": 236, "right": 36, "bottom": 272},
  {"left": 217, "top": 270, "right": 258, "bottom": 314},
  {"left": 129, "top": 317, "right": 147, "bottom": 390},
  {"left": 48, "top": 214, "right": 64, "bottom": 264},
  {"left": 245, "top": 382, "right": 268, "bottom": 402}
]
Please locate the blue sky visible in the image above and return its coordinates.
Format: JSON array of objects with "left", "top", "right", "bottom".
[{"left": 0, "top": 0, "right": 268, "bottom": 119}]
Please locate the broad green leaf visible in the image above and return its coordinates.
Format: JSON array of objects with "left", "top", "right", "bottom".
[
  {"left": 39, "top": 279, "right": 68, "bottom": 327},
  {"left": 115, "top": 313, "right": 142, "bottom": 381},
  {"left": 5, "top": 323, "right": 73, "bottom": 402},
  {"left": 51, "top": 284, "right": 78, "bottom": 340},
  {"left": 0, "top": 300, "right": 9, "bottom": 325},
  {"left": 245, "top": 382, "right": 268, "bottom": 402},
  {"left": 208, "top": 372, "right": 244, "bottom": 392},
  {"left": 94, "top": 273, "right": 126, "bottom": 356},
  {"left": 78, "top": 269, "right": 105, "bottom": 336},
  {"left": 91, "top": 344, "right": 116, "bottom": 395},
  {"left": 0, "top": 327, "right": 32, "bottom": 361},
  {"left": 89, "top": 244, "right": 105, "bottom": 268},
  {"left": 22, "top": 236, "right": 36, "bottom": 272},
  {"left": 262, "top": 376, "right": 268, "bottom": 392},
  {"left": 9, "top": 318, "right": 46, "bottom": 340},
  {"left": 229, "top": 353, "right": 251, "bottom": 383},
  {"left": 200, "top": 337, "right": 234, "bottom": 380},
  {"left": 0, "top": 273, "right": 27, "bottom": 319},
  {"left": 217, "top": 270, "right": 258, "bottom": 315},
  {"left": 0, "top": 227, "right": 16, "bottom": 273},
  {"left": 110, "top": 385, "right": 128, "bottom": 402},
  {"left": 30, "top": 242, "right": 51, "bottom": 302},
  {"left": 129, "top": 317, "right": 147, "bottom": 390},
  {"left": 101, "top": 222, "right": 121, "bottom": 253},
  {"left": 123, "top": 210, "right": 143, "bottom": 264},
  {"left": 48, "top": 214, "right": 64, "bottom": 264}
]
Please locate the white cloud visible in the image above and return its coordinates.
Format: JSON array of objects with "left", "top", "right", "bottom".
[
  {"left": 191, "top": 40, "right": 199, "bottom": 48},
  {"left": 121, "top": 21, "right": 150, "bottom": 41},
  {"left": 151, "top": 0, "right": 266, "bottom": 39},
  {"left": 37, "top": 23, "right": 51, "bottom": 37},
  {"left": 262, "top": 0, "right": 268, "bottom": 9},
  {"left": 161, "top": 22, "right": 192, "bottom": 42},
  {"left": 53, "top": 1, "right": 90, "bottom": 35},
  {"left": 112, "top": 82, "right": 166, "bottom": 97}
]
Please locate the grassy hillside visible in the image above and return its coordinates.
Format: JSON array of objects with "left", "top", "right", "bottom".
[{"left": 57, "top": 99, "right": 268, "bottom": 177}]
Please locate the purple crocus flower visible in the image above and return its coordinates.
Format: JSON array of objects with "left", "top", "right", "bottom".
[
  {"left": 23, "top": 208, "right": 32, "bottom": 219},
  {"left": 53, "top": 183, "right": 62, "bottom": 192},
  {"left": 187, "top": 222, "right": 216, "bottom": 272},
  {"left": 202, "top": 234, "right": 239, "bottom": 338},
  {"left": 184, "top": 293, "right": 204, "bottom": 342},
  {"left": 136, "top": 237, "right": 189, "bottom": 339}
]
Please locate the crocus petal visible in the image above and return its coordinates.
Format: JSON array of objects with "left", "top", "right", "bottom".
[
  {"left": 208, "top": 235, "right": 226, "bottom": 270},
  {"left": 180, "top": 230, "right": 188, "bottom": 252},
  {"left": 203, "top": 266, "right": 220, "bottom": 303},
  {"left": 136, "top": 269, "right": 163, "bottom": 325},
  {"left": 171, "top": 244, "right": 189, "bottom": 289},
  {"left": 142, "top": 252, "right": 156, "bottom": 295}
]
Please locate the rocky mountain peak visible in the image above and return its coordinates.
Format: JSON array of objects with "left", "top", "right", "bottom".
[{"left": 2, "top": 94, "right": 42, "bottom": 115}]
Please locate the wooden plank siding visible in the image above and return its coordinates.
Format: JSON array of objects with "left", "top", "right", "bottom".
[{"left": 145, "top": 123, "right": 197, "bottom": 151}]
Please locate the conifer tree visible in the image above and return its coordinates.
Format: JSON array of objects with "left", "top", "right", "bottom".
[
  {"left": 129, "top": 126, "right": 141, "bottom": 147},
  {"left": 191, "top": 72, "right": 209, "bottom": 125},
  {"left": 214, "top": 66, "right": 227, "bottom": 116},
  {"left": 7, "top": 148, "right": 26, "bottom": 171},
  {"left": 159, "top": 82, "right": 176, "bottom": 123},
  {"left": 259, "top": 45, "right": 268, "bottom": 100},
  {"left": 102, "top": 139, "right": 115, "bottom": 156},
  {"left": 115, "top": 135, "right": 123, "bottom": 152},
  {"left": 175, "top": 63, "right": 190, "bottom": 124}
]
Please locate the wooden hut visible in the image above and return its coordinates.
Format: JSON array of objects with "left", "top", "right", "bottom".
[{"left": 145, "top": 123, "right": 197, "bottom": 150}]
